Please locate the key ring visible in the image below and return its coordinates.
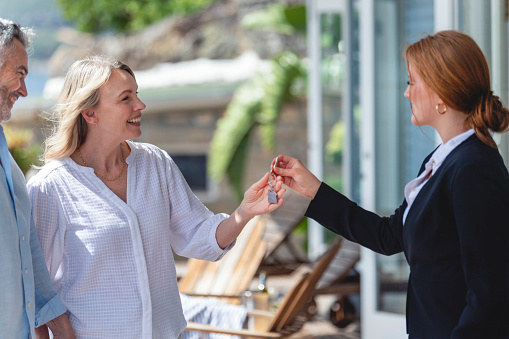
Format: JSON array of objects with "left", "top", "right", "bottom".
[
  {"left": 269, "top": 172, "right": 276, "bottom": 190},
  {"left": 269, "top": 156, "right": 278, "bottom": 189}
]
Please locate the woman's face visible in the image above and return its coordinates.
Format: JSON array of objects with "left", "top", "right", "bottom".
[
  {"left": 93, "top": 69, "right": 146, "bottom": 142},
  {"left": 404, "top": 64, "right": 441, "bottom": 127}
]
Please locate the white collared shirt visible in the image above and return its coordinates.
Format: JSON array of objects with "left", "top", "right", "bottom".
[
  {"left": 27, "top": 141, "right": 231, "bottom": 338},
  {"left": 403, "top": 129, "right": 475, "bottom": 224}
]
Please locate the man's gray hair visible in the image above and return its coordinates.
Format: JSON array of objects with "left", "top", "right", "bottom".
[{"left": 0, "top": 18, "right": 33, "bottom": 68}]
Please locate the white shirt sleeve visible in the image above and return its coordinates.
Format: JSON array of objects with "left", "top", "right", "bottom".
[
  {"left": 161, "top": 151, "right": 231, "bottom": 259},
  {"left": 27, "top": 166, "right": 67, "bottom": 284}
]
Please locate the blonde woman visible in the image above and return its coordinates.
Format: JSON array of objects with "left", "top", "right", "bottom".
[{"left": 28, "top": 55, "right": 285, "bottom": 338}]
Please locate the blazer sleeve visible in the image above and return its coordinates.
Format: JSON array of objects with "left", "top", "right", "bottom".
[
  {"left": 305, "top": 182, "right": 405, "bottom": 255},
  {"left": 450, "top": 157, "right": 509, "bottom": 338}
]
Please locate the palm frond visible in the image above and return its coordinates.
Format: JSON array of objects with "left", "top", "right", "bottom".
[{"left": 208, "top": 51, "right": 305, "bottom": 200}]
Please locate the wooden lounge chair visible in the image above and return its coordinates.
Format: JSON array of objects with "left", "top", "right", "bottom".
[
  {"left": 179, "top": 215, "right": 267, "bottom": 303},
  {"left": 178, "top": 189, "right": 311, "bottom": 303},
  {"left": 184, "top": 237, "right": 345, "bottom": 338},
  {"left": 258, "top": 190, "right": 311, "bottom": 275},
  {"left": 315, "top": 237, "right": 360, "bottom": 296},
  {"left": 313, "top": 238, "right": 361, "bottom": 328}
]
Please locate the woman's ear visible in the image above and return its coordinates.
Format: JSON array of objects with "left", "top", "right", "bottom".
[{"left": 81, "top": 109, "right": 98, "bottom": 125}]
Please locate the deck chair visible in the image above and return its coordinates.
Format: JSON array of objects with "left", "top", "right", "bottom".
[
  {"left": 179, "top": 189, "right": 311, "bottom": 302},
  {"left": 315, "top": 238, "right": 360, "bottom": 296},
  {"left": 184, "top": 236, "right": 345, "bottom": 338},
  {"left": 313, "top": 238, "right": 361, "bottom": 328},
  {"left": 179, "top": 215, "right": 266, "bottom": 303},
  {"left": 258, "top": 190, "right": 311, "bottom": 275}
]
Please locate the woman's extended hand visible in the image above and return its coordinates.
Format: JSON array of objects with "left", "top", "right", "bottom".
[
  {"left": 240, "top": 172, "right": 286, "bottom": 220},
  {"left": 272, "top": 155, "right": 321, "bottom": 199},
  {"left": 215, "top": 172, "right": 285, "bottom": 249}
]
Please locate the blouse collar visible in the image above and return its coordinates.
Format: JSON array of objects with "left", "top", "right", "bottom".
[{"left": 429, "top": 129, "right": 475, "bottom": 173}]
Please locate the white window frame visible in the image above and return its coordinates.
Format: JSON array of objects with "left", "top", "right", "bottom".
[
  {"left": 358, "top": 0, "right": 408, "bottom": 337},
  {"left": 306, "top": 0, "right": 355, "bottom": 259}
]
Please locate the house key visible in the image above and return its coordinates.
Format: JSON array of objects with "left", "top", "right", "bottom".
[{"left": 268, "top": 157, "right": 278, "bottom": 204}]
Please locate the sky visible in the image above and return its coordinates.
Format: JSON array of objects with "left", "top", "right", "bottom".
[{"left": 1, "top": 0, "right": 68, "bottom": 97}]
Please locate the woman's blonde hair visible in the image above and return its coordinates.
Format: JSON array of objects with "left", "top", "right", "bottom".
[
  {"left": 404, "top": 30, "right": 509, "bottom": 148},
  {"left": 43, "top": 55, "right": 135, "bottom": 163}
]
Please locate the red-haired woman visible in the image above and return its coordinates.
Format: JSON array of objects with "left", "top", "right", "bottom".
[{"left": 275, "top": 30, "right": 509, "bottom": 338}]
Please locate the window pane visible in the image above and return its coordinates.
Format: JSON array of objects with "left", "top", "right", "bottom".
[
  {"left": 321, "top": 12, "right": 344, "bottom": 194},
  {"left": 374, "top": 0, "right": 435, "bottom": 315},
  {"left": 320, "top": 9, "right": 361, "bottom": 205},
  {"left": 170, "top": 154, "right": 207, "bottom": 191}
]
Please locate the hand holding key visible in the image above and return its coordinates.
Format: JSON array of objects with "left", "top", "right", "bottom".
[
  {"left": 239, "top": 171, "right": 285, "bottom": 220},
  {"left": 271, "top": 155, "right": 321, "bottom": 199},
  {"left": 268, "top": 156, "right": 279, "bottom": 204},
  {"left": 215, "top": 170, "right": 285, "bottom": 249}
]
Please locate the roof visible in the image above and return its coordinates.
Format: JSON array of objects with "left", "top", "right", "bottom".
[{"left": 43, "top": 51, "right": 271, "bottom": 107}]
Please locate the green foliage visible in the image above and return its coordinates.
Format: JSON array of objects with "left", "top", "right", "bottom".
[
  {"left": 294, "top": 218, "right": 338, "bottom": 253},
  {"left": 208, "top": 51, "right": 305, "bottom": 201},
  {"left": 208, "top": 3, "right": 307, "bottom": 201},
  {"left": 325, "top": 121, "right": 345, "bottom": 165},
  {"left": 4, "top": 126, "right": 42, "bottom": 175},
  {"left": 241, "top": 3, "right": 306, "bottom": 35},
  {"left": 57, "top": 0, "right": 220, "bottom": 33}
]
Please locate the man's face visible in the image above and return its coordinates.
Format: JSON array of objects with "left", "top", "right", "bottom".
[{"left": 0, "top": 38, "right": 28, "bottom": 122}]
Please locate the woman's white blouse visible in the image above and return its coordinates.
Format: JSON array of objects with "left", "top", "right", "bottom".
[{"left": 27, "top": 141, "right": 230, "bottom": 339}]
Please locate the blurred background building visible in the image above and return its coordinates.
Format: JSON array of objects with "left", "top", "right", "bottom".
[{"left": 2, "top": 0, "right": 508, "bottom": 338}]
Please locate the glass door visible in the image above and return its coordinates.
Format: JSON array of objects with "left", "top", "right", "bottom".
[
  {"left": 306, "top": 0, "right": 359, "bottom": 258},
  {"left": 360, "top": 0, "right": 436, "bottom": 338}
]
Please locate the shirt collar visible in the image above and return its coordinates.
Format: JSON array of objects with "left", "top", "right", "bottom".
[
  {"left": 429, "top": 129, "right": 475, "bottom": 170},
  {"left": 0, "top": 124, "right": 7, "bottom": 159},
  {"left": 0, "top": 124, "right": 5, "bottom": 143}
]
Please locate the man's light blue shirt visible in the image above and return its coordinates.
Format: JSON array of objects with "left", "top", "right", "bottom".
[{"left": 0, "top": 125, "right": 66, "bottom": 338}]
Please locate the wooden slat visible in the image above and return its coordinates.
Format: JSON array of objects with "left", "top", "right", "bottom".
[
  {"left": 269, "top": 237, "right": 344, "bottom": 333},
  {"left": 225, "top": 219, "right": 265, "bottom": 294},
  {"left": 178, "top": 259, "right": 206, "bottom": 293},
  {"left": 178, "top": 216, "right": 265, "bottom": 297},
  {"left": 208, "top": 217, "right": 261, "bottom": 294},
  {"left": 186, "top": 322, "right": 282, "bottom": 338},
  {"left": 262, "top": 190, "right": 310, "bottom": 260}
]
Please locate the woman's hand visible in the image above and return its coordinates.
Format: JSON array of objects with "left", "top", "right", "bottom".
[
  {"left": 272, "top": 155, "right": 321, "bottom": 199},
  {"left": 240, "top": 172, "right": 286, "bottom": 220},
  {"left": 215, "top": 172, "right": 285, "bottom": 249}
]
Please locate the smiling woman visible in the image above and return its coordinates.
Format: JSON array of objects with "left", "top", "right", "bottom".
[{"left": 26, "top": 54, "right": 286, "bottom": 338}]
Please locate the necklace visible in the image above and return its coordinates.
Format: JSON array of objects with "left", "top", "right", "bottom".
[{"left": 77, "top": 144, "right": 126, "bottom": 182}]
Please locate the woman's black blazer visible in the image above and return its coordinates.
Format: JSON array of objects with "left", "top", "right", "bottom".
[{"left": 306, "top": 134, "right": 509, "bottom": 338}]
